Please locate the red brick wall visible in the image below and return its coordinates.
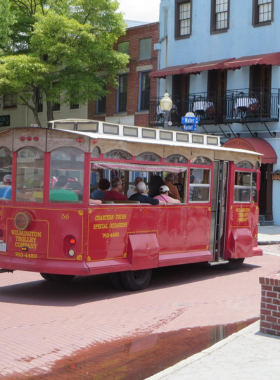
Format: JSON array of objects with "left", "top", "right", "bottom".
[
  {"left": 88, "top": 22, "right": 159, "bottom": 126},
  {"left": 259, "top": 274, "right": 280, "bottom": 336}
]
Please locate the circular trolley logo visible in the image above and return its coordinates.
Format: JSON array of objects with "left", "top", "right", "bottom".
[{"left": 14, "top": 212, "right": 31, "bottom": 231}]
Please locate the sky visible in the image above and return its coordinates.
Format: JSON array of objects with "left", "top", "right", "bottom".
[{"left": 117, "top": 0, "right": 161, "bottom": 23}]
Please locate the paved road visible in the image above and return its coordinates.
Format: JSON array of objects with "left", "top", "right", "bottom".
[{"left": 0, "top": 249, "right": 279, "bottom": 379}]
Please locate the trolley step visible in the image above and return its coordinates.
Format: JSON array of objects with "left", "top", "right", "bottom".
[
  {"left": 208, "top": 260, "right": 229, "bottom": 266},
  {"left": 0, "top": 269, "right": 13, "bottom": 274}
]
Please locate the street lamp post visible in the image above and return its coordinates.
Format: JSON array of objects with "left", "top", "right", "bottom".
[{"left": 160, "top": 92, "right": 173, "bottom": 129}]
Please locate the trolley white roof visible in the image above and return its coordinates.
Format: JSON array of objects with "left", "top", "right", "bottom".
[{"left": 49, "top": 119, "right": 262, "bottom": 158}]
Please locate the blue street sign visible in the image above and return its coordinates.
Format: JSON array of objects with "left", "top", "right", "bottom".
[
  {"left": 181, "top": 116, "right": 199, "bottom": 124},
  {"left": 182, "top": 124, "right": 198, "bottom": 131}
]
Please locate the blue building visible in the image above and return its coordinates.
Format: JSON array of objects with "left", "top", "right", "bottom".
[{"left": 150, "top": 0, "right": 280, "bottom": 225}]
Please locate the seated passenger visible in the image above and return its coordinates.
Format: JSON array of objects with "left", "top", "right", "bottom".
[
  {"left": 127, "top": 177, "right": 148, "bottom": 198},
  {"left": 104, "top": 177, "right": 127, "bottom": 201},
  {"left": 91, "top": 178, "right": 110, "bottom": 199},
  {"left": 32, "top": 181, "right": 43, "bottom": 202},
  {"left": 164, "top": 173, "right": 180, "bottom": 200},
  {"left": 129, "top": 182, "right": 165, "bottom": 205},
  {"left": 0, "top": 174, "right": 12, "bottom": 199},
  {"left": 154, "top": 185, "right": 181, "bottom": 204},
  {"left": 148, "top": 175, "right": 165, "bottom": 198},
  {"left": 89, "top": 199, "right": 102, "bottom": 205},
  {"left": 50, "top": 175, "right": 78, "bottom": 202}
]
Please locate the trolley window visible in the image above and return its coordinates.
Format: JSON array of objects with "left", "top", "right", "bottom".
[
  {"left": 50, "top": 147, "right": 84, "bottom": 203},
  {"left": 16, "top": 147, "right": 44, "bottom": 202},
  {"left": 234, "top": 171, "right": 256, "bottom": 203},
  {"left": 189, "top": 168, "right": 211, "bottom": 202},
  {"left": 0, "top": 147, "right": 12, "bottom": 201}
]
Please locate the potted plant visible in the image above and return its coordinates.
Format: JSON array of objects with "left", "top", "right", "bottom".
[{"left": 272, "top": 170, "right": 280, "bottom": 180}]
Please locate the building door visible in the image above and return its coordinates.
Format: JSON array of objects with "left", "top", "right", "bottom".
[
  {"left": 172, "top": 74, "right": 190, "bottom": 117},
  {"left": 208, "top": 70, "right": 227, "bottom": 122},
  {"left": 250, "top": 64, "right": 272, "bottom": 117}
]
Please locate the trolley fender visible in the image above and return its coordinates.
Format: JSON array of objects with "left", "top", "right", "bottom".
[
  {"left": 229, "top": 228, "right": 253, "bottom": 258},
  {"left": 127, "top": 233, "right": 159, "bottom": 270}
]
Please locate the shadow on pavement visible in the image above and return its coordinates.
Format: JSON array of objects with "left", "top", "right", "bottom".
[{"left": 0, "top": 260, "right": 260, "bottom": 307}]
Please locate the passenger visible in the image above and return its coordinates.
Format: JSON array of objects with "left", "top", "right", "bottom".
[
  {"left": 89, "top": 199, "right": 102, "bottom": 205},
  {"left": 0, "top": 174, "right": 12, "bottom": 199},
  {"left": 164, "top": 173, "right": 180, "bottom": 200},
  {"left": 174, "top": 183, "right": 184, "bottom": 198},
  {"left": 129, "top": 182, "right": 165, "bottom": 205},
  {"left": 148, "top": 175, "right": 165, "bottom": 198},
  {"left": 32, "top": 181, "right": 44, "bottom": 202},
  {"left": 154, "top": 185, "right": 181, "bottom": 204},
  {"left": 104, "top": 177, "right": 127, "bottom": 201},
  {"left": 91, "top": 178, "right": 110, "bottom": 199},
  {"left": 127, "top": 177, "right": 148, "bottom": 198},
  {"left": 49, "top": 175, "right": 78, "bottom": 202},
  {"left": 189, "top": 175, "right": 195, "bottom": 201}
]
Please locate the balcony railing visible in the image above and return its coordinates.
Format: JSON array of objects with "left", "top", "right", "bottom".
[{"left": 149, "top": 89, "right": 280, "bottom": 128}]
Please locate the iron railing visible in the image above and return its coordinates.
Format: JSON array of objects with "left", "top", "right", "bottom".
[{"left": 149, "top": 89, "right": 280, "bottom": 128}]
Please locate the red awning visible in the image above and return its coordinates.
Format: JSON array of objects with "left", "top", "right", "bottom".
[
  {"left": 149, "top": 64, "right": 197, "bottom": 79},
  {"left": 224, "top": 52, "right": 280, "bottom": 70},
  {"left": 182, "top": 58, "right": 235, "bottom": 75},
  {"left": 223, "top": 138, "right": 277, "bottom": 164}
]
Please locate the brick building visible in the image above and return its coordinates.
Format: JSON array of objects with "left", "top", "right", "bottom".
[{"left": 88, "top": 22, "right": 159, "bottom": 128}]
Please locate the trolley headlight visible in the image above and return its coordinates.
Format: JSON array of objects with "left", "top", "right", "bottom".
[{"left": 68, "top": 249, "right": 75, "bottom": 257}]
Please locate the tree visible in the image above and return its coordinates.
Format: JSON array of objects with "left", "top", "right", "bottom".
[
  {"left": 0, "top": 0, "right": 129, "bottom": 126},
  {"left": 0, "top": 0, "right": 14, "bottom": 50}
]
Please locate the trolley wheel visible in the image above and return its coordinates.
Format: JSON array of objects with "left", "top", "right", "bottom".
[
  {"left": 120, "top": 269, "right": 152, "bottom": 291},
  {"left": 109, "top": 272, "right": 125, "bottom": 290},
  {"left": 40, "top": 273, "right": 53, "bottom": 281},
  {"left": 40, "top": 273, "right": 75, "bottom": 283},
  {"left": 224, "top": 258, "right": 244, "bottom": 270}
]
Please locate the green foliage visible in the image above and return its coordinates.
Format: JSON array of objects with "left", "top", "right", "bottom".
[
  {"left": 0, "top": 0, "right": 14, "bottom": 50},
  {"left": 0, "top": 0, "right": 129, "bottom": 124}
]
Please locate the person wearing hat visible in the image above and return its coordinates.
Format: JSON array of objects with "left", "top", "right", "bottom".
[
  {"left": 0, "top": 174, "right": 12, "bottom": 199},
  {"left": 129, "top": 182, "right": 165, "bottom": 205},
  {"left": 153, "top": 185, "right": 181, "bottom": 204}
]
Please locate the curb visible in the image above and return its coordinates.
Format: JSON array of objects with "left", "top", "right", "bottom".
[
  {"left": 258, "top": 241, "right": 280, "bottom": 245},
  {"left": 145, "top": 321, "right": 260, "bottom": 380}
]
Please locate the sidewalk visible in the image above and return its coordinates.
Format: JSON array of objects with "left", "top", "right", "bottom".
[
  {"left": 258, "top": 225, "right": 280, "bottom": 245},
  {"left": 145, "top": 226, "right": 280, "bottom": 380},
  {"left": 146, "top": 321, "right": 280, "bottom": 380}
]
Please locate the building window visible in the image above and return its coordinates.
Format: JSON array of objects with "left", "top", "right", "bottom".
[
  {"left": 118, "top": 42, "right": 129, "bottom": 55},
  {"left": 175, "top": 0, "right": 192, "bottom": 40},
  {"left": 253, "top": 0, "right": 273, "bottom": 26},
  {"left": 118, "top": 74, "right": 128, "bottom": 113},
  {"left": 36, "top": 88, "right": 43, "bottom": 113},
  {"left": 70, "top": 102, "right": 79, "bottom": 110},
  {"left": 139, "top": 38, "right": 152, "bottom": 60},
  {"left": 139, "top": 72, "right": 150, "bottom": 111},
  {"left": 211, "top": 0, "right": 229, "bottom": 33},
  {"left": 96, "top": 95, "right": 106, "bottom": 114},
  {"left": 3, "top": 95, "right": 17, "bottom": 109}
]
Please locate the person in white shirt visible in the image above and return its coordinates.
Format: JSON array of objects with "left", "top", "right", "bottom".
[{"left": 127, "top": 177, "right": 148, "bottom": 198}]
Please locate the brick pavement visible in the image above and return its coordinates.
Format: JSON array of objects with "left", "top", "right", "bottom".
[{"left": 0, "top": 253, "right": 279, "bottom": 378}]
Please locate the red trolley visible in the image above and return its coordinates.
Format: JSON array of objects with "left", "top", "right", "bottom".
[{"left": 0, "top": 120, "right": 262, "bottom": 290}]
